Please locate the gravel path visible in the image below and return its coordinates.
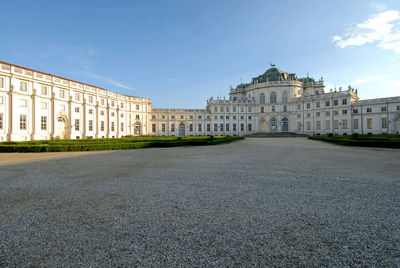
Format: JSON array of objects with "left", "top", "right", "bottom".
[{"left": 1, "top": 138, "right": 399, "bottom": 267}]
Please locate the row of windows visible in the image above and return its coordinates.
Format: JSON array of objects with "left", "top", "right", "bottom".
[
  {"left": 213, "top": 106, "right": 253, "bottom": 113},
  {"left": 259, "top": 91, "right": 288, "bottom": 104},
  {"left": 152, "top": 123, "right": 252, "bottom": 132},
  {"left": 299, "top": 118, "right": 387, "bottom": 131},
  {"left": 153, "top": 115, "right": 208, "bottom": 120},
  {"left": 353, "top": 106, "right": 393, "bottom": 113}
]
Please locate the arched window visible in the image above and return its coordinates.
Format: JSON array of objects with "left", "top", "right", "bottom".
[
  {"left": 282, "top": 91, "right": 288, "bottom": 103},
  {"left": 259, "top": 93, "right": 265, "bottom": 104},
  {"left": 270, "top": 92, "right": 277, "bottom": 103}
]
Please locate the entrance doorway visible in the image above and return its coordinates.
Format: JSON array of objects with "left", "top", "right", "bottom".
[
  {"left": 133, "top": 123, "right": 141, "bottom": 135},
  {"left": 270, "top": 118, "right": 277, "bottom": 132},
  {"left": 179, "top": 123, "right": 185, "bottom": 136},
  {"left": 282, "top": 118, "right": 289, "bottom": 132},
  {"left": 56, "top": 117, "right": 67, "bottom": 139}
]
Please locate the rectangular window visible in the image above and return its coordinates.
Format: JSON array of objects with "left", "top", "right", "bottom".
[
  {"left": 220, "top": 116, "right": 223, "bottom": 120},
  {"left": 121, "top": 123, "right": 124, "bottom": 132},
  {"left": 0, "top": 113, "right": 2, "bottom": 129},
  {"left": 20, "top": 81, "right": 27, "bottom": 92},
  {"left": 334, "top": 111, "right": 338, "bottom": 116},
  {"left": 101, "top": 121, "right": 105, "bottom": 131},
  {"left": 306, "top": 103, "right": 311, "bottom": 109},
  {"left": 136, "top": 115, "right": 140, "bottom": 120},
  {"left": 233, "top": 107, "right": 236, "bottom": 112},
  {"left": 248, "top": 107, "right": 251, "bottom": 112},
  {"left": 111, "top": 122, "right": 115, "bottom": 132},
  {"left": 316, "top": 121, "right": 321, "bottom": 130},
  {"left": 111, "top": 112, "right": 115, "bottom": 117},
  {"left": 0, "top": 77, "right": 4, "bottom": 88},
  {"left": 316, "top": 102, "right": 320, "bottom": 108},
  {"left": 152, "top": 124, "right": 156, "bottom": 132},
  {"left": 41, "top": 86, "right": 47, "bottom": 95},
  {"left": 89, "top": 109, "right": 93, "bottom": 114},
  {"left": 233, "top": 123, "right": 236, "bottom": 131},
  {"left": 20, "top": 114, "right": 27, "bottom": 130},
  {"left": 101, "top": 98, "right": 105, "bottom": 105},
  {"left": 152, "top": 115, "right": 156, "bottom": 120},
  {"left": 325, "top": 101, "right": 330, "bottom": 107},
  {"left": 326, "top": 120, "right": 330, "bottom": 130},
  {"left": 333, "top": 100, "right": 338, "bottom": 106},
  {"left": 367, "top": 118, "right": 372, "bottom": 129},
  {"left": 297, "top": 114, "right": 301, "bottom": 119},
  {"left": 342, "top": 110, "right": 347, "bottom": 114},
  {"left": 214, "top": 107, "right": 218, "bottom": 112},
  {"left": 307, "top": 113, "right": 311, "bottom": 118},
  {"left": 207, "top": 123, "right": 210, "bottom": 132},
  {"left": 220, "top": 107, "right": 223, "bottom": 112},
  {"left": 111, "top": 101, "right": 115, "bottom": 107},
  {"left": 272, "top": 106, "right": 275, "bottom": 112},
  {"left": 343, "top": 119, "right": 348, "bottom": 129},
  {"left": 334, "top": 120, "right": 339, "bottom": 129},
  {"left": 297, "top": 104, "right": 301, "bottom": 110},
  {"left": 40, "top": 116, "right": 47, "bottom": 130},
  {"left": 354, "top": 119, "right": 359, "bottom": 129},
  {"left": 75, "top": 107, "right": 80, "bottom": 113},
  {"left": 283, "top": 105, "right": 287, "bottom": 112},
  {"left": 60, "top": 89, "right": 65, "bottom": 98},
  {"left": 325, "top": 111, "right": 330, "bottom": 116},
  {"left": 171, "top": 124, "right": 175, "bottom": 132},
  {"left": 89, "top": 120, "right": 93, "bottom": 131},
  {"left": 219, "top": 123, "right": 223, "bottom": 131},
  {"left": 214, "top": 124, "right": 218, "bottom": 131},
  {"left": 381, "top": 106, "right": 387, "bottom": 112},
  {"left": 240, "top": 123, "right": 244, "bottom": 131},
  {"left": 248, "top": 116, "right": 252, "bottom": 120},
  {"left": 397, "top": 105, "right": 400, "bottom": 111},
  {"left": 180, "top": 115, "right": 184, "bottom": 119},
  {"left": 171, "top": 115, "right": 175, "bottom": 120},
  {"left": 382, "top": 117, "right": 387, "bottom": 128},
  {"left": 226, "top": 124, "right": 229, "bottom": 131},
  {"left": 162, "top": 123, "right": 166, "bottom": 132},
  {"left": 89, "top": 96, "right": 93, "bottom": 103},
  {"left": 75, "top": 119, "right": 79, "bottom": 131},
  {"left": 20, "top": 98, "right": 27, "bottom": 107},
  {"left": 226, "top": 116, "right": 229, "bottom": 119},
  {"left": 120, "top": 103, "right": 124, "bottom": 109},
  {"left": 198, "top": 123, "right": 202, "bottom": 132},
  {"left": 247, "top": 123, "right": 252, "bottom": 131},
  {"left": 190, "top": 115, "right": 193, "bottom": 120},
  {"left": 353, "top": 109, "right": 358, "bottom": 114},
  {"left": 316, "top": 112, "right": 320, "bottom": 117},
  {"left": 342, "top": 99, "right": 347, "bottom": 105},
  {"left": 226, "top": 107, "right": 229, "bottom": 112},
  {"left": 75, "top": 93, "right": 80, "bottom": 101},
  {"left": 136, "top": 104, "right": 140, "bottom": 110},
  {"left": 367, "top": 108, "right": 372, "bottom": 113},
  {"left": 189, "top": 124, "right": 193, "bottom": 132},
  {"left": 100, "top": 110, "right": 105, "bottom": 116},
  {"left": 240, "top": 116, "right": 244, "bottom": 120},
  {"left": 241, "top": 107, "right": 244, "bottom": 112}
]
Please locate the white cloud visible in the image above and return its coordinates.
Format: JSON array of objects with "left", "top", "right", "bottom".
[
  {"left": 82, "top": 71, "right": 135, "bottom": 91},
  {"left": 333, "top": 10, "right": 400, "bottom": 53}
]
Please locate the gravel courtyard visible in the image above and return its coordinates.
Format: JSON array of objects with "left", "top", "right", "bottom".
[{"left": 1, "top": 138, "right": 399, "bottom": 267}]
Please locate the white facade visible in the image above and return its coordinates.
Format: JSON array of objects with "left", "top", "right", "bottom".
[
  {"left": 0, "top": 61, "right": 152, "bottom": 141},
  {"left": 1, "top": 61, "right": 399, "bottom": 141}
]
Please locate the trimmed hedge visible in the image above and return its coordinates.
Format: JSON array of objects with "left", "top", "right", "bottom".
[
  {"left": 308, "top": 135, "right": 400, "bottom": 148},
  {"left": 0, "top": 136, "right": 245, "bottom": 152}
]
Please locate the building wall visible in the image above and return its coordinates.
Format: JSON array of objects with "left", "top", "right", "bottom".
[{"left": 1, "top": 61, "right": 399, "bottom": 141}]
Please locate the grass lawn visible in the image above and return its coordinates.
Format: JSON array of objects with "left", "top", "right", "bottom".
[
  {"left": 308, "top": 134, "right": 400, "bottom": 148},
  {"left": 0, "top": 136, "right": 245, "bottom": 152}
]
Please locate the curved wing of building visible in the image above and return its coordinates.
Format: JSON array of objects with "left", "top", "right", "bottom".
[{"left": 0, "top": 61, "right": 399, "bottom": 141}]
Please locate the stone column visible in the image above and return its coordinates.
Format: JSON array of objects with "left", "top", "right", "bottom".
[
  {"left": 68, "top": 96, "right": 72, "bottom": 139},
  {"left": 50, "top": 91, "right": 55, "bottom": 139},
  {"left": 95, "top": 100, "right": 99, "bottom": 138},
  {"left": 7, "top": 78, "right": 13, "bottom": 141},
  {"left": 116, "top": 105, "right": 120, "bottom": 138},
  {"left": 106, "top": 103, "right": 110, "bottom": 138},
  {"left": 30, "top": 88, "right": 36, "bottom": 140},
  {"left": 82, "top": 97, "right": 86, "bottom": 139}
]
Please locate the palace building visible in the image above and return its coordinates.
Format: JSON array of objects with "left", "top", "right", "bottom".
[{"left": 0, "top": 61, "right": 399, "bottom": 141}]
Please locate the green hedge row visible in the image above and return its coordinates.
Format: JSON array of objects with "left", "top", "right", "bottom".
[
  {"left": 308, "top": 135, "right": 400, "bottom": 148},
  {"left": 0, "top": 136, "right": 245, "bottom": 152}
]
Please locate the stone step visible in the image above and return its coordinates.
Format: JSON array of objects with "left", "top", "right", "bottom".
[{"left": 245, "top": 132, "right": 308, "bottom": 138}]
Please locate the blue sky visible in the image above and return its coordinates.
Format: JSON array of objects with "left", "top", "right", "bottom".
[{"left": 1, "top": 0, "right": 399, "bottom": 108}]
